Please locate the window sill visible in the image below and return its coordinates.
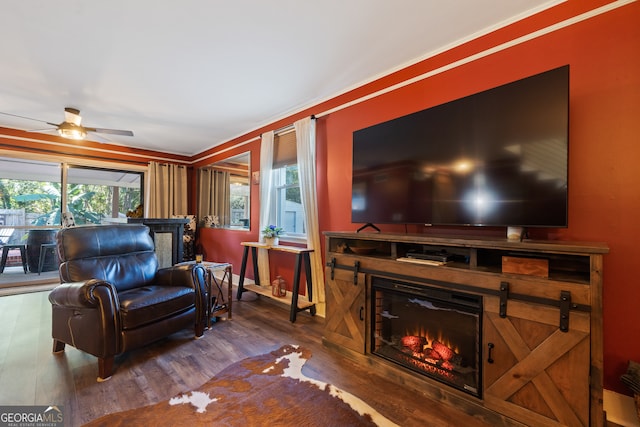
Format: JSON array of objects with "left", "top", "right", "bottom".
[{"left": 279, "top": 235, "right": 307, "bottom": 246}]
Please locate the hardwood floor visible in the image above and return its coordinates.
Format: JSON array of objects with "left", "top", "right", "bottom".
[{"left": 0, "top": 290, "right": 501, "bottom": 427}]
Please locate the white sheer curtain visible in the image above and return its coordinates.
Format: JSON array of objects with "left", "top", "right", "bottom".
[
  {"left": 145, "top": 161, "right": 188, "bottom": 217},
  {"left": 257, "top": 131, "right": 275, "bottom": 284},
  {"left": 294, "top": 117, "right": 325, "bottom": 304}
]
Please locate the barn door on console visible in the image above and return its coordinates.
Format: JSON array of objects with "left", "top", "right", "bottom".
[
  {"left": 483, "top": 296, "right": 591, "bottom": 427},
  {"left": 324, "top": 266, "right": 366, "bottom": 354}
]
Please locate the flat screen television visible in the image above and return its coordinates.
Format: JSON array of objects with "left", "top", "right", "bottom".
[{"left": 352, "top": 65, "right": 569, "bottom": 228}]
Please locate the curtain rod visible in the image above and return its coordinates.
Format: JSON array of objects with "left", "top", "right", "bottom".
[
  {"left": 271, "top": 115, "right": 316, "bottom": 136},
  {"left": 274, "top": 124, "right": 294, "bottom": 135}
]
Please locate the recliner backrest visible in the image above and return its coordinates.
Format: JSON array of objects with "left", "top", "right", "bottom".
[{"left": 57, "top": 224, "right": 159, "bottom": 292}]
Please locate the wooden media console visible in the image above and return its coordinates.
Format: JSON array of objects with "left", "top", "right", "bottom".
[{"left": 323, "top": 231, "right": 608, "bottom": 427}]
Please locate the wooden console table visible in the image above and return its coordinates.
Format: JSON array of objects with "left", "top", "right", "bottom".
[{"left": 236, "top": 241, "right": 316, "bottom": 322}]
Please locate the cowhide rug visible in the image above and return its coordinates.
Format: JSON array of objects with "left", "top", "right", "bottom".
[{"left": 84, "top": 344, "right": 398, "bottom": 426}]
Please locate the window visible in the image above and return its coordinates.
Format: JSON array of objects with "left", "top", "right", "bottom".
[
  {"left": 0, "top": 158, "right": 61, "bottom": 242},
  {"left": 66, "top": 166, "right": 143, "bottom": 224},
  {"left": 0, "top": 156, "right": 144, "bottom": 230},
  {"left": 271, "top": 130, "right": 305, "bottom": 237},
  {"left": 273, "top": 164, "right": 305, "bottom": 235}
]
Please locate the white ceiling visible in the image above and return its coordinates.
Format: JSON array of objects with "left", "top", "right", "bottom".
[{"left": 0, "top": 1, "right": 561, "bottom": 156}]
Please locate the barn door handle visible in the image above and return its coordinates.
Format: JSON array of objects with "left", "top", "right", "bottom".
[
  {"left": 359, "top": 306, "right": 364, "bottom": 321},
  {"left": 487, "top": 343, "right": 495, "bottom": 364}
]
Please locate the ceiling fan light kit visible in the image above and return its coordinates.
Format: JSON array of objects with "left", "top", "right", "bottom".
[{"left": 57, "top": 121, "right": 87, "bottom": 140}]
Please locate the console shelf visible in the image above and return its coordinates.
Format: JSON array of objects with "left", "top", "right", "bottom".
[
  {"left": 329, "top": 232, "right": 601, "bottom": 283},
  {"left": 323, "top": 231, "right": 608, "bottom": 427}
]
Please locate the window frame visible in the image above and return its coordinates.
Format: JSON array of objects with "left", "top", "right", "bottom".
[
  {"left": 267, "top": 129, "right": 306, "bottom": 242},
  {"left": 64, "top": 164, "right": 144, "bottom": 224},
  {"left": 0, "top": 151, "right": 146, "bottom": 230},
  {"left": 272, "top": 163, "right": 306, "bottom": 239}
]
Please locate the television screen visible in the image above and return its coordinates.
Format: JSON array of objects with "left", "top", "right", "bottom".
[{"left": 352, "top": 65, "right": 569, "bottom": 228}]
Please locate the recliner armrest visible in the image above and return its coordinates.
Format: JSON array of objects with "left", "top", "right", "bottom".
[
  {"left": 155, "top": 263, "right": 206, "bottom": 290},
  {"left": 48, "top": 279, "right": 118, "bottom": 309}
]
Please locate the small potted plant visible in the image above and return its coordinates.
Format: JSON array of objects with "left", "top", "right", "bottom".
[{"left": 262, "top": 224, "right": 284, "bottom": 246}]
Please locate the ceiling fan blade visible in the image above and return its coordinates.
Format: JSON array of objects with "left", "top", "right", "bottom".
[
  {"left": 85, "top": 127, "right": 134, "bottom": 137},
  {"left": 27, "top": 127, "right": 57, "bottom": 132},
  {"left": 0, "top": 111, "right": 52, "bottom": 124}
]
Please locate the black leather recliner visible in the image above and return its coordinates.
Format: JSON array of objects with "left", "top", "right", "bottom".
[{"left": 48, "top": 224, "right": 208, "bottom": 381}]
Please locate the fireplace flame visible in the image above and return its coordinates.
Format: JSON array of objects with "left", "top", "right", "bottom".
[{"left": 404, "top": 326, "right": 460, "bottom": 354}]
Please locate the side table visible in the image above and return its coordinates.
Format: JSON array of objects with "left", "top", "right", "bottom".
[
  {"left": 178, "top": 261, "right": 232, "bottom": 328},
  {"left": 204, "top": 262, "right": 233, "bottom": 327}
]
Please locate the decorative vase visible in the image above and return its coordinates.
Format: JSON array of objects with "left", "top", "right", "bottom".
[
  {"left": 271, "top": 275, "right": 287, "bottom": 298},
  {"left": 264, "top": 236, "right": 279, "bottom": 246}
]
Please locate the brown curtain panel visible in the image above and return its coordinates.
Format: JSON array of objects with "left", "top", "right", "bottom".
[
  {"left": 146, "top": 162, "right": 188, "bottom": 217},
  {"left": 197, "top": 168, "right": 230, "bottom": 226}
]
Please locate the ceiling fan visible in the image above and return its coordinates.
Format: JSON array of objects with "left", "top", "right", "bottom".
[{"left": 0, "top": 107, "right": 134, "bottom": 140}]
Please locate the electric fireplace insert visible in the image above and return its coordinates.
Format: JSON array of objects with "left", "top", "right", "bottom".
[{"left": 371, "top": 277, "right": 482, "bottom": 397}]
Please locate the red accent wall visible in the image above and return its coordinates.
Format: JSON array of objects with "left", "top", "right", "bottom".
[{"left": 202, "top": 1, "right": 640, "bottom": 394}]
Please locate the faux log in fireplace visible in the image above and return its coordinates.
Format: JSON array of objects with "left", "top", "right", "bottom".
[{"left": 372, "top": 277, "right": 482, "bottom": 397}]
